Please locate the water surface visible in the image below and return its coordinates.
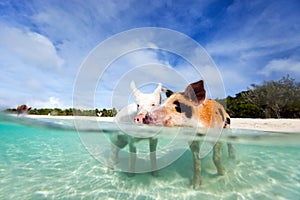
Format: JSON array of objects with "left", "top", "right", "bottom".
[{"left": 0, "top": 114, "right": 299, "bottom": 199}]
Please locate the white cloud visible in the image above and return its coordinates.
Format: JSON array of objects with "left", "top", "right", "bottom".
[
  {"left": 260, "top": 58, "right": 300, "bottom": 77},
  {"left": 204, "top": 0, "right": 300, "bottom": 96},
  {"left": 29, "top": 97, "right": 64, "bottom": 109},
  {"left": 24, "top": 79, "right": 43, "bottom": 92},
  {"left": 0, "top": 25, "right": 64, "bottom": 70},
  {"left": 206, "top": 0, "right": 300, "bottom": 59}
]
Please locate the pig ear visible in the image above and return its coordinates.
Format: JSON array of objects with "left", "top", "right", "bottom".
[
  {"left": 162, "top": 88, "right": 174, "bottom": 97},
  {"left": 154, "top": 83, "right": 162, "bottom": 95},
  {"left": 130, "top": 81, "right": 141, "bottom": 97},
  {"left": 154, "top": 83, "right": 162, "bottom": 103},
  {"left": 184, "top": 80, "right": 206, "bottom": 105}
]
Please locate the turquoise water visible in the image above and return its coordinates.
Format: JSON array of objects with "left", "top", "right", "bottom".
[{"left": 0, "top": 114, "right": 300, "bottom": 199}]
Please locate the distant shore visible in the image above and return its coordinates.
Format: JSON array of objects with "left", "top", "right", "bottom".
[
  {"left": 20, "top": 114, "right": 300, "bottom": 133},
  {"left": 24, "top": 114, "right": 115, "bottom": 122}
]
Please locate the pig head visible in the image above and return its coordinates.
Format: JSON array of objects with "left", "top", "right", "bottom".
[
  {"left": 144, "top": 80, "right": 229, "bottom": 129},
  {"left": 130, "top": 81, "right": 162, "bottom": 124}
]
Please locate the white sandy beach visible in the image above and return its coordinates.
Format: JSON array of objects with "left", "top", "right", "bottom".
[
  {"left": 25, "top": 114, "right": 115, "bottom": 122},
  {"left": 23, "top": 115, "right": 300, "bottom": 133},
  {"left": 231, "top": 118, "right": 300, "bottom": 133}
]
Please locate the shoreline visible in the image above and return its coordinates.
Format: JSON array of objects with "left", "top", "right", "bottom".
[
  {"left": 13, "top": 114, "right": 300, "bottom": 133},
  {"left": 25, "top": 114, "right": 115, "bottom": 122},
  {"left": 231, "top": 118, "right": 300, "bottom": 133}
]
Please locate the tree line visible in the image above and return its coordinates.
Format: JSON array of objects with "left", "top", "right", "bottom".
[
  {"left": 5, "top": 107, "right": 118, "bottom": 117},
  {"left": 220, "top": 75, "right": 300, "bottom": 118}
]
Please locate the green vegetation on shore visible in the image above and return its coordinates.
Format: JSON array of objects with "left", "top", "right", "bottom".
[
  {"left": 219, "top": 75, "right": 300, "bottom": 118},
  {"left": 5, "top": 108, "right": 118, "bottom": 117},
  {"left": 5, "top": 75, "right": 299, "bottom": 118}
]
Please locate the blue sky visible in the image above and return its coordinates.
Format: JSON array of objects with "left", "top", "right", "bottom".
[{"left": 0, "top": 0, "right": 299, "bottom": 109}]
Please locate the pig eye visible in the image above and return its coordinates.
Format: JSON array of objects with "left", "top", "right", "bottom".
[
  {"left": 173, "top": 100, "right": 181, "bottom": 113},
  {"left": 151, "top": 103, "right": 155, "bottom": 106},
  {"left": 173, "top": 100, "right": 193, "bottom": 118},
  {"left": 137, "top": 104, "right": 140, "bottom": 108}
]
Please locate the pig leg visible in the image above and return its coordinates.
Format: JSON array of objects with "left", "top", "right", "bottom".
[
  {"left": 189, "top": 140, "right": 201, "bottom": 188},
  {"left": 109, "top": 143, "right": 120, "bottom": 168},
  {"left": 213, "top": 142, "right": 226, "bottom": 175},
  {"left": 108, "top": 134, "right": 128, "bottom": 168},
  {"left": 227, "top": 143, "right": 236, "bottom": 159},
  {"left": 128, "top": 138, "right": 137, "bottom": 177},
  {"left": 224, "top": 119, "right": 235, "bottom": 159},
  {"left": 149, "top": 138, "right": 158, "bottom": 176}
]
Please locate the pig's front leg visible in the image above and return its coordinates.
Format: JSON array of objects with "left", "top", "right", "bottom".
[
  {"left": 108, "top": 133, "right": 127, "bottom": 169},
  {"left": 227, "top": 143, "right": 236, "bottom": 159},
  {"left": 128, "top": 138, "right": 137, "bottom": 177},
  {"left": 109, "top": 143, "right": 120, "bottom": 169},
  {"left": 213, "top": 142, "right": 226, "bottom": 175},
  {"left": 189, "top": 140, "right": 201, "bottom": 189},
  {"left": 149, "top": 138, "right": 158, "bottom": 176}
]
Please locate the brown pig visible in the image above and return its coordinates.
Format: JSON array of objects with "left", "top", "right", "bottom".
[{"left": 144, "top": 80, "right": 235, "bottom": 188}]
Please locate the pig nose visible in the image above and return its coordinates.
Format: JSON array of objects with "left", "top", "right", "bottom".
[
  {"left": 134, "top": 113, "right": 145, "bottom": 124},
  {"left": 143, "top": 113, "right": 152, "bottom": 124}
]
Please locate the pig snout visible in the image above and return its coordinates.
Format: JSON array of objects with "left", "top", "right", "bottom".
[
  {"left": 143, "top": 113, "right": 153, "bottom": 124},
  {"left": 134, "top": 113, "right": 146, "bottom": 124},
  {"left": 143, "top": 107, "right": 166, "bottom": 125},
  {"left": 134, "top": 113, "right": 153, "bottom": 124}
]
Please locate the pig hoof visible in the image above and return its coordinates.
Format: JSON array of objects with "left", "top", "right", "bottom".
[
  {"left": 127, "top": 172, "right": 135, "bottom": 177},
  {"left": 151, "top": 171, "right": 159, "bottom": 177},
  {"left": 218, "top": 169, "right": 227, "bottom": 176},
  {"left": 192, "top": 180, "right": 202, "bottom": 189},
  {"left": 193, "top": 182, "right": 201, "bottom": 189}
]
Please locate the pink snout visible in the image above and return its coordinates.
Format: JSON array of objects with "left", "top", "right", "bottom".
[
  {"left": 134, "top": 113, "right": 146, "bottom": 124},
  {"left": 143, "top": 107, "right": 167, "bottom": 125}
]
